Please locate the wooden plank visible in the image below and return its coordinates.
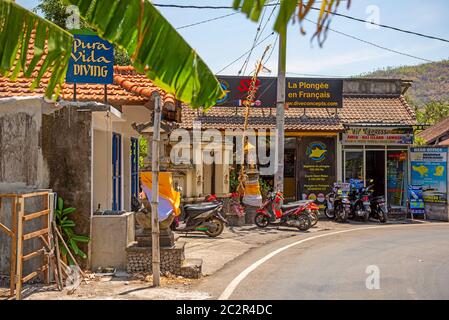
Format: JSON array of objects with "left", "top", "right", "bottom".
[
  {"left": 10, "top": 196, "right": 17, "bottom": 297},
  {"left": 22, "top": 249, "right": 44, "bottom": 262},
  {"left": 21, "top": 192, "right": 49, "bottom": 199},
  {"left": 43, "top": 194, "right": 50, "bottom": 285},
  {"left": 15, "top": 198, "right": 24, "bottom": 300},
  {"left": 23, "top": 209, "right": 50, "bottom": 221},
  {"left": 0, "top": 222, "right": 12, "bottom": 237},
  {"left": 23, "top": 228, "right": 49, "bottom": 241},
  {"left": 21, "top": 265, "right": 48, "bottom": 283},
  {"left": 0, "top": 194, "right": 20, "bottom": 198}
]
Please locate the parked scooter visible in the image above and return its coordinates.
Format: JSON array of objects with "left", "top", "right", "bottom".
[
  {"left": 171, "top": 195, "right": 228, "bottom": 237},
  {"left": 254, "top": 191, "right": 315, "bottom": 231},
  {"left": 365, "top": 185, "right": 388, "bottom": 223},
  {"left": 348, "top": 179, "right": 371, "bottom": 222},
  {"left": 324, "top": 183, "right": 351, "bottom": 222}
]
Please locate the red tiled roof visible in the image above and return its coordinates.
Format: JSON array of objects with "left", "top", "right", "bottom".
[
  {"left": 417, "top": 116, "right": 449, "bottom": 144},
  {"left": 180, "top": 96, "right": 416, "bottom": 131},
  {"left": 0, "top": 36, "right": 175, "bottom": 107}
]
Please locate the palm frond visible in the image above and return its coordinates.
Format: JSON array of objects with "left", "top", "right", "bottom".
[
  {"left": 0, "top": 0, "right": 73, "bottom": 99},
  {"left": 66, "top": 0, "right": 224, "bottom": 109}
]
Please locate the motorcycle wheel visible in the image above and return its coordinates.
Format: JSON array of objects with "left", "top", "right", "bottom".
[
  {"left": 205, "top": 218, "right": 224, "bottom": 237},
  {"left": 297, "top": 215, "right": 312, "bottom": 231},
  {"left": 363, "top": 210, "right": 370, "bottom": 223},
  {"left": 379, "top": 207, "right": 388, "bottom": 223},
  {"left": 309, "top": 211, "right": 319, "bottom": 227},
  {"left": 254, "top": 213, "right": 270, "bottom": 228},
  {"left": 341, "top": 208, "right": 349, "bottom": 223},
  {"left": 324, "top": 206, "right": 335, "bottom": 219}
]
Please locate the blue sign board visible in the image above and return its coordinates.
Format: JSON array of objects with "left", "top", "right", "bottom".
[
  {"left": 410, "top": 147, "right": 448, "bottom": 204},
  {"left": 66, "top": 34, "right": 114, "bottom": 84}
]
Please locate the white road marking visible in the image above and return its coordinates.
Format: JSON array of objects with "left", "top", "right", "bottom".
[{"left": 218, "top": 223, "right": 449, "bottom": 300}]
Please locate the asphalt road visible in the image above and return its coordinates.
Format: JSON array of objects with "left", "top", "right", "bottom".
[{"left": 201, "top": 224, "right": 449, "bottom": 300}]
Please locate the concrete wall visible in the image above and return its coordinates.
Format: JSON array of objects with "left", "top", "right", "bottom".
[
  {"left": 0, "top": 97, "right": 56, "bottom": 276},
  {"left": 90, "top": 212, "right": 135, "bottom": 271},
  {"left": 42, "top": 106, "right": 93, "bottom": 268},
  {"left": 0, "top": 97, "right": 53, "bottom": 192}
]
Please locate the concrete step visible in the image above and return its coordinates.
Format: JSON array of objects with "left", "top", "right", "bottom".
[{"left": 180, "top": 258, "right": 203, "bottom": 279}]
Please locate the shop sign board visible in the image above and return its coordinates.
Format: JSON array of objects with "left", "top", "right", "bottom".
[
  {"left": 216, "top": 76, "right": 343, "bottom": 108},
  {"left": 66, "top": 33, "right": 114, "bottom": 84},
  {"left": 298, "top": 137, "right": 336, "bottom": 208},
  {"left": 285, "top": 78, "right": 343, "bottom": 108},
  {"left": 410, "top": 147, "right": 448, "bottom": 204},
  {"left": 216, "top": 76, "right": 276, "bottom": 107},
  {"left": 342, "top": 127, "right": 413, "bottom": 145}
]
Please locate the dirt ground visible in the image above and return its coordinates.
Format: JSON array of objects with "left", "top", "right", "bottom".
[{"left": 2, "top": 271, "right": 208, "bottom": 300}]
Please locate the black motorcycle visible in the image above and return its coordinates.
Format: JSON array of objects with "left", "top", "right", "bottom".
[
  {"left": 324, "top": 183, "right": 351, "bottom": 222},
  {"left": 349, "top": 185, "right": 371, "bottom": 222},
  {"left": 365, "top": 185, "right": 388, "bottom": 223},
  {"left": 172, "top": 200, "right": 228, "bottom": 237}
]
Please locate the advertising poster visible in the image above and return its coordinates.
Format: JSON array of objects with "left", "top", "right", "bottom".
[
  {"left": 298, "top": 137, "right": 336, "bottom": 208},
  {"left": 215, "top": 76, "right": 343, "bottom": 108},
  {"left": 410, "top": 147, "right": 448, "bottom": 203}
]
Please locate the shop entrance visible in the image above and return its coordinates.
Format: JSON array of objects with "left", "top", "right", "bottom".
[{"left": 365, "top": 150, "right": 385, "bottom": 198}]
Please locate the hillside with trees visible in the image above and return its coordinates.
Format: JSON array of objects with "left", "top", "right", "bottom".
[{"left": 361, "top": 60, "right": 449, "bottom": 107}]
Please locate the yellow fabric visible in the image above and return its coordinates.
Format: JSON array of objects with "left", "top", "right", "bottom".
[
  {"left": 140, "top": 172, "right": 181, "bottom": 216},
  {"left": 244, "top": 182, "right": 261, "bottom": 196}
]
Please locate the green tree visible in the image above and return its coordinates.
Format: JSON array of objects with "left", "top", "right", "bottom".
[
  {"left": 416, "top": 100, "right": 449, "bottom": 125},
  {"left": 138, "top": 136, "right": 148, "bottom": 169},
  {"left": 35, "top": 0, "right": 131, "bottom": 65}
]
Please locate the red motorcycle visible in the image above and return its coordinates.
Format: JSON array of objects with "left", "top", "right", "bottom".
[{"left": 255, "top": 191, "right": 318, "bottom": 231}]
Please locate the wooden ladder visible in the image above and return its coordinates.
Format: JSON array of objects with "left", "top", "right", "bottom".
[{"left": 13, "top": 192, "right": 51, "bottom": 300}]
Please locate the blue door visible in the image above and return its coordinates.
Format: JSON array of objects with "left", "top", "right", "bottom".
[
  {"left": 112, "top": 133, "right": 122, "bottom": 211},
  {"left": 131, "top": 137, "right": 139, "bottom": 203}
]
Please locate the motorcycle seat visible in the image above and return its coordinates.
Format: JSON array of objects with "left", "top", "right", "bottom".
[
  {"left": 184, "top": 202, "right": 221, "bottom": 212},
  {"left": 281, "top": 200, "right": 311, "bottom": 210}
]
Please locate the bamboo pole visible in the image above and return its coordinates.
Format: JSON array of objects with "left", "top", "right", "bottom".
[
  {"left": 151, "top": 92, "right": 162, "bottom": 287},
  {"left": 52, "top": 222, "right": 63, "bottom": 290},
  {"left": 52, "top": 223, "right": 86, "bottom": 279}
]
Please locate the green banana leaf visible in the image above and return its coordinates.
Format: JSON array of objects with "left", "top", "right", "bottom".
[
  {"left": 0, "top": 0, "right": 73, "bottom": 98},
  {"left": 65, "top": 0, "right": 224, "bottom": 109},
  {"left": 0, "top": 0, "right": 224, "bottom": 109},
  {"left": 233, "top": 0, "right": 350, "bottom": 45}
]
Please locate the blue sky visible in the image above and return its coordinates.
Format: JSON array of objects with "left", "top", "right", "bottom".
[{"left": 17, "top": 0, "right": 449, "bottom": 77}]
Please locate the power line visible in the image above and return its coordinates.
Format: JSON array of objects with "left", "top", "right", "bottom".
[
  {"left": 176, "top": 12, "right": 238, "bottom": 30},
  {"left": 308, "top": 7, "right": 449, "bottom": 44},
  {"left": 239, "top": 1, "right": 279, "bottom": 76},
  {"left": 239, "top": 5, "right": 268, "bottom": 76},
  {"left": 304, "top": 17, "right": 433, "bottom": 63},
  {"left": 216, "top": 32, "right": 276, "bottom": 74},
  {"left": 154, "top": 3, "right": 449, "bottom": 43}
]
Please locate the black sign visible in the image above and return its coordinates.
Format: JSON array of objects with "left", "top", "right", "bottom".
[
  {"left": 216, "top": 76, "right": 343, "bottom": 108},
  {"left": 286, "top": 78, "right": 343, "bottom": 108},
  {"left": 298, "top": 137, "right": 336, "bottom": 208},
  {"left": 216, "top": 76, "right": 277, "bottom": 107}
]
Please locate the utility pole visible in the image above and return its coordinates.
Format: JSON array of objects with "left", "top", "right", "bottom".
[
  {"left": 151, "top": 92, "right": 162, "bottom": 287},
  {"left": 274, "top": 25, "right": 287, "bottom": 193}
]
